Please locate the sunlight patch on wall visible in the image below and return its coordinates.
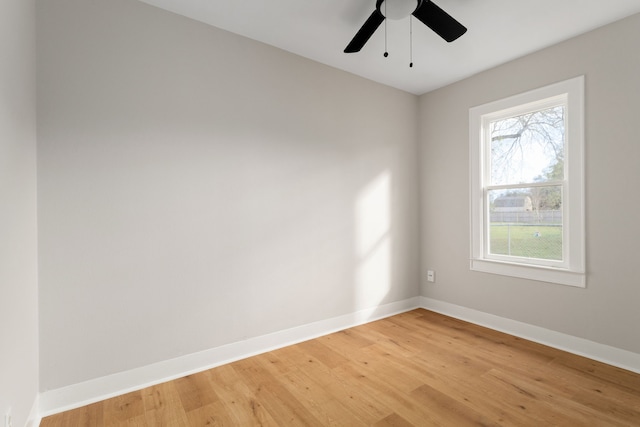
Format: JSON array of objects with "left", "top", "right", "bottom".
[{"left": 355, "top": 171, "right": 392, "bottom": 309}]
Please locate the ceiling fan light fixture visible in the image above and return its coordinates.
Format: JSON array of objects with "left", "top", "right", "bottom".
[
  {"left": 344, "top": 0, "right": 466, "bottom": 53},
  {"left": 380, "top": 0, "right": 420, "bottom": 20}
]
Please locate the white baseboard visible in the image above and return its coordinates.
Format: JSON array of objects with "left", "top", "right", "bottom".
[
  {"left": 38, "top": 297, "right": 421, "bottom": 417},
  {"left": 419, "top": 296, "right": 640, "bottom": 374},
  {"left": 26, "top": 394, "right": 40, "bottom": 427},
  {"left": 38, "top": 295, "right": 640, "bottom": 419}
]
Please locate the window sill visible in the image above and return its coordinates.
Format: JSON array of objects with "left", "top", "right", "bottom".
[{"left": 470, "top": 258, "right": 586, "bottom": 288}]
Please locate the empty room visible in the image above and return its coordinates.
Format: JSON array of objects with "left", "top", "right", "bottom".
[{"left": 2, "top": 0, "right": 640, "bottom": 425}]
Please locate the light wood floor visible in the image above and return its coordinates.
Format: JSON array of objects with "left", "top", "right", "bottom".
[{"left": 40, "top": 309, "right": 640, "bottom": 426}]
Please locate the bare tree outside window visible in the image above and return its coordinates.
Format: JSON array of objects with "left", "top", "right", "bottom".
[
  {"left": 490, "top": 106, "right": 564, "bottom": 185},
  {"left": 488, "top": 105, "right": 565, "bottom": 261}
]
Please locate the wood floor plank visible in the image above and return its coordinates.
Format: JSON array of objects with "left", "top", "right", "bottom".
[
  {"left": 232, "top": 357, "right": 325, "bottom": 426},
  {"left": 484, "top": 367, "right": 633, "bottom": 426},
  {"left": 315, "top": 330, "right": 375, "bottom": 361},
  {"left": 256, "top": 350, "right": 299, "bottom": 377},
  {"left": 295, "top": 339, "right": 351, "bottom": 369},
  {"left": 205, "top": 364, "right": 278, "bottom": 426},
  {"left": 410, "top": 383, "right": 500, "bottom": 426},
  {"left": 354, "top": 345, "right": 427, "bottom": 393},
  {"left": 183, "top": 401, "right": 236, "bottom": 427},
  {"left": 477, "top": 368, "right": 602, "bottom": 426},
  {"left": 102, "top": 391, "right": 144, "bottom": 425},
  {"left": 40, "top": 402, "right": 104, "bottom": 427},
  {"left": 332, "top": 362, "right": 448, "bottom": 426},
  {"left": 318, "top": 376, "right": 394, "bottom": 425},
  {"left": 40, "top": 309, "right": 640, "bottom": 426},
  {"left": 174, "top": 373, "right": 219, "bottom": 413},
  {"left": 550, "top": 353, "right": 640, "bottom": 395},
  {"left": 372, "top": 412, "right": 414, "bottom": 427},
  {"left": 279, "top": 368, "right": 368, "bottom": 426},
  {"left": 141, "top": 381, "right": 189, "bottom": 426}
]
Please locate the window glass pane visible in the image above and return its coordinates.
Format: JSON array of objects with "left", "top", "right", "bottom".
[
  {"left": 490, "top": 106, "right": 565, "bottom": 186},
  {"left": 488, "top": 187, "right": 563, "bottom": 261}
]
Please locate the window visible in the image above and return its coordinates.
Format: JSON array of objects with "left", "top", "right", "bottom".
[{"left": 470, "top": 76, "right": 585, "bottom": 287}]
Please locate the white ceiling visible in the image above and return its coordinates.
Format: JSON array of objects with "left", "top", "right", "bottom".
[{"left": 136, "top": 0, "right": 640, "bottom": 95}]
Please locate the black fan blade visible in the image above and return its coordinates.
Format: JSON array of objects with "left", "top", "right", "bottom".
[
  {"left": 344, "top": 9, "right": 385, "bottom": 53},
  {"left": 412, "top": 0, "right": 467, "bottom": 42}
]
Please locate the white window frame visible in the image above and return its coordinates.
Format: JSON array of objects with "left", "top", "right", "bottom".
[{"left": 469, "top": 76, "right": 585, "bottom": 287}]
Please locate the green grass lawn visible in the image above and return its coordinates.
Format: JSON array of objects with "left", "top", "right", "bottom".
[{"left": 490, "top": 224, "right": 562, "bottom": 260}]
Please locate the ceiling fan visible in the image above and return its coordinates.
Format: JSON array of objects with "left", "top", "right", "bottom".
[{"left": 344, "top": 0, "right": 467, "bottom": 53}]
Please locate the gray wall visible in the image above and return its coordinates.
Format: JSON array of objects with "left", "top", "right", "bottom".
[
  {"left": 419, "top": 13, "right": 640, "bottom": 354},
  {"left": 0, "top": 0, "right": 39, "bottom": 425},
  {"left": 37, "top": 0, "right": 420, "bottom": 391},
  {"left": 35, "top": 0, "right": 640, "bottom": 398}
]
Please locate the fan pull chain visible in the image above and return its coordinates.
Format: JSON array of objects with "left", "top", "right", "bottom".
[
  {"left": 383, "top": 0, "right": 389, "bottom": 57},
  {"left": 409, "top": 16, "right": 414, "bottom": 68}
]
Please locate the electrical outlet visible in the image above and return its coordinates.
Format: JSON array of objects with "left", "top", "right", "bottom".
[
  {"left": 427, "top": 270, "right": 435, "bottom": 282},
  {"left": 5, "top": 407, "right": 12, "bottom": 427}
]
